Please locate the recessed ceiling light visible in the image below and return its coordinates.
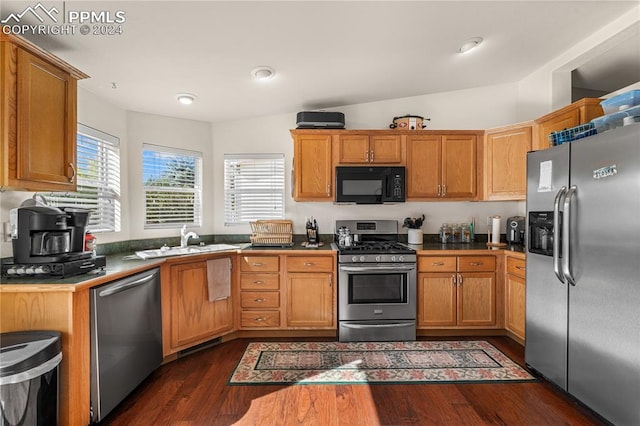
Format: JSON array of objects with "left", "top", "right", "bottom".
[
  {"left": 458, "top": 37, "right": 483, "bottom": 54},
  {"left": 251, "top": 66, "right": 275, "bottom": 81},
  {"left": 176, "top": 93, "right": 196, "bottom": 105}
]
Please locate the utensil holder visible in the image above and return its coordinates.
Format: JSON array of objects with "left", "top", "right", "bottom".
[{"left": 408, "top": 229, "right": 423, "bottom": 245}]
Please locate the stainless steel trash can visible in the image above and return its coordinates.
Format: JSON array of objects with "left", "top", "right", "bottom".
[{"left": 0, "top": 331, "right": 62, "bottom": 426}]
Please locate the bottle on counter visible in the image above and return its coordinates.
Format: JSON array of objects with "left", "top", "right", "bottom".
[{"left": 84, "top": 231, "right": 97, "bottom": 256}]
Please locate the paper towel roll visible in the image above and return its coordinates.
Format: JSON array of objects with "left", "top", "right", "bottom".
[{"left": 491, "top": 216, "right": 501, "bottom": 244}]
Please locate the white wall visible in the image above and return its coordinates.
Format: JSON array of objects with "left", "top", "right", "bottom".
[
  {"left": 212, "top": 83, "right": 524, "bottom": 237},
  {"left": 517, "top": 5, "right": 640, "bottom": 120},
  {"left": 127, "top": 111, "right": 214, "bottom": 240}
]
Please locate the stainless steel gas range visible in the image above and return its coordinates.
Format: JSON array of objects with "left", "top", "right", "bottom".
[{"left": 335, "top": 219, "right": 417, "bottom": 342}]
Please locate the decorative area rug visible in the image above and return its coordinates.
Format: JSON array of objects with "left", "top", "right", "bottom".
[{"left": 228, "top": 340, "right": 536, "bottom": 385}]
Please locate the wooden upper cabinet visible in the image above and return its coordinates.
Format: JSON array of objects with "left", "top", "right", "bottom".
[
  {"left": 337, "top": 134, "right": 402, "bottom": 164},
  {"left": 1, "top": 33, "right": 88, "bottom": 191},
  {"left": 482, "top": 122, "right": 532, "bottom": 201},
  {"left": 533, "top": 98, "right": 603, "bottom": 151},
  {"left": 441, "top": 134, "right": 477, "bottom": 199},
  {"left": 406, "top": 132, "right": 478, "bottom": 200},
  {"left": 406, "top": 134, "right": 441, "bottom": 198},
  {"left": 337, "top": 134, "right": 369, "bottom": 163},
  {"left": 291, "top": 131, "right": 333, "bottom": 201}
]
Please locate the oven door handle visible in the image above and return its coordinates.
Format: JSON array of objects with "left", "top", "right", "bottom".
[
  {"left": 341, "top": 322, "right": 414, "bottom": 329},
  {"left": 339, "top": 265, "right": 416, "bottom": 272}
]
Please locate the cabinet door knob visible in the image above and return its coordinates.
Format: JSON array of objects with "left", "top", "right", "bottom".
[
  {"left": 515, "top": 265, "right": 526, "bottom": 270},
  {"left": 254, "top": 298, "right": 265, "bottom": 303},
  {"left": 303, "top": 262, "right": 315, "bottom": 267},
  {"left": 458, "top": 274, "right": 463, "bottom": 285},
  {"left": 432, "top": 262, "right": 444, "bottom": 266},
  {"left": 255, "top": 317, "right": 266, "bottom": 322},
  {"left": 253, "top": 280, "right": 264, "bottom": 284},
  {"left": 470, "top": 262, "right": 483, "bottom": 266},
  {"left": 437, "top": 185, "right": 442, "bottom": 197},
  {"left": 442, "top": 185, "right": 447, "bottom": 197},
  {"left": 451, "top": 274, "right": 456, "bottom": 286},
  {"left": 68, "top": 162, "right": 76, "bottom": 183},
  {"left": 327, "top": 184, "right": 331, "bottom": 197},
  {"left": 252, "top": 262, "right": 264, "bottom": 267},
  {"left": 370, "top": 150, "right": 374, "bottom": 162}
]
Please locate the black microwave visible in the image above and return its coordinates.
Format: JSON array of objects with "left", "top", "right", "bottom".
[{"left": 335, "top": 166, "right": 406, "bottom": 204}]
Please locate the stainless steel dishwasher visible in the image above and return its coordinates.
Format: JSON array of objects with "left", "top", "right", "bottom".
[{"left": 90, "top": 267, "right": 162, "bottom": 422}]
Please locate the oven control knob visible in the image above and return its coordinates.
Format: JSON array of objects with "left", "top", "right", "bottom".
[
  {"left": 15, "top": 267, "right": 26, "bottom": 275},
  {"left": 398, "top": 256, "right": 404, "bottom": 262},
  {"left": 6, "top": 268, "right": 17, "bottom": 275},
  {"left": 359, "top": 256, "right": 365, "bottom": 262},
  {"left": 375, "top": 255, "right": 381, "bottom": 262},
  {"left": 351, "top": 256, "right": 358, "bottom": 262},
  {"left": 391, "top": 256, "right": 396, "bottom": 262},
  {"left": 25, "top": 266, "right": 35, "bottom": 274}
]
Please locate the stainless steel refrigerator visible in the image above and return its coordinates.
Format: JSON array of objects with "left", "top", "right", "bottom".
[{"left": 526, "top": 123, "right": 640, "bottom": 426}]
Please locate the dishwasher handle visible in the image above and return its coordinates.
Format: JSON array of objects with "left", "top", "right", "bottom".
[{"left": 98, "top": 272, "right": 157, "bottom": 297}]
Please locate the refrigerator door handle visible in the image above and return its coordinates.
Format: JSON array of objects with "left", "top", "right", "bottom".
[
  {"left": 553, "top": 186, "right": 567, "bottom": 283},
  {"left": 562, "top": 185, "right": 577, "bottom": 286}
]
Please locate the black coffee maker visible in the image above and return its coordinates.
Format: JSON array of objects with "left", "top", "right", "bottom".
[{"left": 11, "top": 206, "right": 92, "bottom": 264}]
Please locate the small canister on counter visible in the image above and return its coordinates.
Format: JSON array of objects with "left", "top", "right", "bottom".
[{"left": 439, "top": 223, "right": 451, "bottom": 244}]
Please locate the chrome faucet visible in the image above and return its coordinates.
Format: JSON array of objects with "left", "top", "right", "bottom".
[{"left": 180, "top": 225, "right": 199, "bottom": 248}]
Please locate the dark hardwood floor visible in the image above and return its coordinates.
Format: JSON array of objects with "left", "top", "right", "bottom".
[{"left": 103, "top": 336, "right": 608, "bottom": 425}]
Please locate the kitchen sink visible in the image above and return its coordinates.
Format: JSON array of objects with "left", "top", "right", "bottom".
[{"left": 135, "top": 244, "right": 239, "bottom": 259}]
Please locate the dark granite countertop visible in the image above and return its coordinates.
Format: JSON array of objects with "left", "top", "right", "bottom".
[{"left": 1, "top": 241, "right": 525, "bottom": 289}]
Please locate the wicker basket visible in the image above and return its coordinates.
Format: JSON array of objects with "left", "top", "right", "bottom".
[{"left": 250, "top": 220, "right": 293, "bottom": 246}]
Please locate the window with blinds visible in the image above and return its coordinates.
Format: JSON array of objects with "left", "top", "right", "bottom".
[
  {"left": 224, "top": 154, "right": 285, "bottom": 225},
  {"left": 42, "top": 124, "right": 121, "bottom": 233},
  {"left": 143, "top": 144, "right": 202, "bottom": 228}
]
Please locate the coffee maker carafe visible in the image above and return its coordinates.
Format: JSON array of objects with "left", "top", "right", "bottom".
[{"left": 12, "top": 206, "right": 72, "bottom": 263}]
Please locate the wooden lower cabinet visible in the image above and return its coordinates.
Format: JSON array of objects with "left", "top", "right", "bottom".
[
  {"left": 0, "top": 288, "right": 90, "bottom": 426},
  {"left": 286, "top": 272, "right": 334, "bottom": 328},
  {"left": 505, "top": 256, "right": 526, "bottom": 341},
  {"left": 285, "top": 255, "right": 335, "bottom": 329},
  {"left": 163, "top": 257, "right": 234, "bottom": 355},
  {"left": 417, "top": 255, "right": 496, "bottom": 328},
  {"left": 239, "top": 255, "right": 281, "bottom": 329}
]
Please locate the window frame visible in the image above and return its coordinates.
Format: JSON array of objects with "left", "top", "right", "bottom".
[
  {"left": 142, "top": 143, "right": 203, "bottom": 229},
  {"left": 223, "top": 153, "right": 286, "bottom": 225},
  {"left": 41, "top": 123, "right": 121, "bottom": 233}
]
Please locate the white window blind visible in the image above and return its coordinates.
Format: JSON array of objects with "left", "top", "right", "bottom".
[
  {"left": 143, "top": 144, "right": 202, "bottom": 228},
  {"left": 224, "top": 154, "right": 285, "bottom": 225},
  {"left": 42, "top": 124, "right": 121, "bottom": 233}
]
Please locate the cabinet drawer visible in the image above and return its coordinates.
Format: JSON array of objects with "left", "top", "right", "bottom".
[
  {"left": 240, "top": 273, "right": 280, "bottom": 290},
  {"left": 241, "top": 310, "right": 280, "bottom": 328},
  {"left": 419, "top": 256, "right": 456, "bottom": 272},
  {"left": 241, "top": 291, "right": 280, "bottom": 308},
  {"left": 240, "top": 256, "right": 279, "bottom": 272},
  {"left": 507, "top": 257, "right": 526, "bottom": 278},
  {"left": 287, "top": 256, "right": 334, "bottom": 272},
  {"left": 458, "top": 256, "right": 495, "bottom": 272}
]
